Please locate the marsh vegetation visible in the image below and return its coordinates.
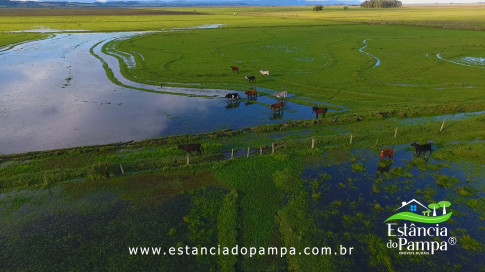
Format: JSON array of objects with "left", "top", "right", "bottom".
[{"left": 0, "top": 5, "right": 484, "bottom": 271}]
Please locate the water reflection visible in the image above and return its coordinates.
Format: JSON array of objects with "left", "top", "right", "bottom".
[{"left": 0, "top": 32, "right": 344, "bottom": 154}]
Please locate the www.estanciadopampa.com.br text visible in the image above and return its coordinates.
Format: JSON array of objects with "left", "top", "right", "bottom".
[{"left": 129, "top": 245, "right": 354, "bottom": 257}]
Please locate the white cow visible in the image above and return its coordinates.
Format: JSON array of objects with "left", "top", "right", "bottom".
[
  {"left": 274, "top": 91, "right": 288, "bottom": 99},
  {"left": 259, "top": 70, "right": 270, "bottom": 76}
]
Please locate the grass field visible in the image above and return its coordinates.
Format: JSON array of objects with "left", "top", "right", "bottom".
[
  {"left": 1, "top": 5, "right": 484, "bottom": 271},
  {"left": 1, "top": 5, "right": 485, "bottom": 31},
  {"left": 110, "top": 23, "right": 484, "bottom": 116}
]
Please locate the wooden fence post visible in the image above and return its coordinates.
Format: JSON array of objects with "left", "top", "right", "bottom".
[
  {"left": 186, "top": 155, "right": 189, "bottom": 165},
  {"left": 440, "top": 120, "right": 445, "bottom": 132},
  {"left": 120, "top": 164, "right": 124, "bottom": 176},
  {"left": 350, "top": 134, "right": 353, "bottom": 144},
  {"left": 272, "top": 143, "right": 275, "bottom": 154},
  {"left": 260, "top": 146, "right": 262, "bottom": 156},
  {"left": 394, "top": 127, "right": 398, "bottom": 138},
  {"left": 247, "top": 147, "right": 250, "bottom": 158},
  {"left": 312, "top": 137, "right": 315, "bottom": 149},
  {"left": 231, "top": 148, "right": 234, "bottom": 159}
]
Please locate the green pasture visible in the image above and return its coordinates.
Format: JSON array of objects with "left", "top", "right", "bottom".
[
  {"left": 0, "top": 32, "right": 46, "bottom": 49},
  {"left": 111, "top": 23, "right": 484, "bottom": 115},
  {"left": 1, "top": 5, "right": 485, "bottom": 31}
]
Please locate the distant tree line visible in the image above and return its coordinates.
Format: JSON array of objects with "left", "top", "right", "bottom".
[
  {"left": 360, "top": 0, "right": 402, "bottom": 8},
  {"left": 313, "top": 5, "right": 324, "bottom": 11}
]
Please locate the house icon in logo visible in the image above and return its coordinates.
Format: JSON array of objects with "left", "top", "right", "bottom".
[
  {"left": 396, "top": 199, "right": 431, "bottom": 215},
  {"left": 385, "top": 199, "right": 452, "bottom": 223}
]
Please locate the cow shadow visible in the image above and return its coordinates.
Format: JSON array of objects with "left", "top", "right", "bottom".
[
  {"left": 225, "top": 101, "right": 240, "bottom": 110},
  {"left": 376, "top": 160, "right": 393, "bottom": 178},
  {"left": 270, "top": 111, "right": 284, "bottom": 120}
]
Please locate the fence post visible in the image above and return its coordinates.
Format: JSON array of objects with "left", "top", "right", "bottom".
[
  {"left": 120, "top": 164, "right": 124, "bottom": 176},
  {"left": 350, "top": 134, "right": 353, "bottom": 144},
  {"left": 260, "top": 146, "right": 262, "bottom": 156},
  {"left": 440, "top": 120, "right": 445, "bottom": 132},
  {"left": 394, "top": 127, "right": 398, "bottom": 138},
  {"left": 231, "top": 148, "right": 234, "bottom": 159},
  {"left": 186, "top": 155, "right": 189, "bottom": 165},
  {"left": 312, "top": 137, "right": 315, "bottom": 149},
  {"left": 247, "top": 147, "right": 250, "bottom": 158},
  {"left": 272, "top": 143, "right": 275, "bottom": 154}
]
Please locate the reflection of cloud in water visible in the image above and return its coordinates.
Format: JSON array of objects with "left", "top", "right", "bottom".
[{"left": 0, "top": 32, "right": 327, "bottom": 154}]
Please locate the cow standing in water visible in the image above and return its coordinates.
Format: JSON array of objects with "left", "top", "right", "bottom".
[
  {"left": 270, "top": 101, "right": 284, "bottom": 112},
  {"left": 411, "top": 143, "right": 432, "bottom": 157},
  {"left": 225, "top": 93, "right": 240, "bottom": 102},
  {"left": 380, "top": 148, "right": 394, "bottom": 160},
  {"left": 178, "top": 144, "right": 202, "bottom": 155},
  {"left": 274, "top": 91, "right": 288, "bottom": 100},
  {"left": 245, "top": 89, "right": 257, "bottom": 99},
  {"left": 245, "top": 76, "right": 256, "bottom": 83},
  {"left": 312, "top": 107, "right": 328, "bottom": 119}
]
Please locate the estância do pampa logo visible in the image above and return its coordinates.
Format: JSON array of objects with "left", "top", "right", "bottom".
[{"left": 384, "top": 199, "right": 456, "bottom": 255}]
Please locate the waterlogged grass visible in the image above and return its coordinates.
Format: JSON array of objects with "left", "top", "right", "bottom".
[
  {"left": 213, "top": 156, "right": 299, "bottom": 271},
  {"left": 1, "top": 129, "right": 484, "bottom": 270},
  {"left": 0, "top": 32, "right": 46, "bottom": 49}
]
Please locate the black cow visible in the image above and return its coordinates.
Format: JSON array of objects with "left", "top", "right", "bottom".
[
  {"left": 411, "top": 143, "right": 432, "bottom": 157},
  {"left": 178, "top": 143, "right": 202, "bottom": 155},
  {"left": 225, "top": 93, "right": 240, "bottom": 101},
  {"left": 245, "top": 76, "right": 256, "bottom": 83}
]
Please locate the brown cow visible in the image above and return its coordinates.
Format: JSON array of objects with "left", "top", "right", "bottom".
[
  {"left": 245, "top": 89, "right": 257, "bottom": 98},
  {"left": 380, "top": 148, "right": 394, "bottom": 160},
  {"left": 178, "top": 143, "right": 202, "bottom": 155},
  {"left": 270, "top": 101, "right": 284, "bottom": 112},
  {"left": 230, "top": 66, "right": 239, "bottom": 74},
  {"left": 312, "top": 107, "right": 328, "bottom": 119}
]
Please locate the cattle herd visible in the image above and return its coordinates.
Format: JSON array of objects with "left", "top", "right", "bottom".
[
  {"left": 178, "top": 66, "right": 435, "bottom": 160},
  {"left": 226, "top": 65, "right": 330, "bottom": 117}
]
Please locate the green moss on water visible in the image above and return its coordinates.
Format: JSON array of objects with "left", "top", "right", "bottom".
[
  {"left": 351, "top": 163, "right": 365, "bottom": 172},
  {"left": 455, "top": 186, "right": 477, "bottom": 197},
  {"left": 436, "top": 174, "right": 460, "bottom": 188},
  {"left": 465, "top": 198, "right": 485, "bottom": 217},
  {"left": 373, "top": 184, "right": 380, "bottom": 194},
  {"left": 389, "top": 167, "right": 413, "bottom": 178},
  {"left": 460, "top": 235, "right": 483, "bottom": 251}
]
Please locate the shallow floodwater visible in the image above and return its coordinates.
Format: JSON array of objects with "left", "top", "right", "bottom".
[
  {"left": 0, "top": 31, "right": 342, "bottom": 154},
  {"left": 302, "top": 145, "right": 485, "bottom": 271}
]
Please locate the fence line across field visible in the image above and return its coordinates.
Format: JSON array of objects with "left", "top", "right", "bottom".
[{"left": 124, "top": 123, "right": 449, "bottom": 171}]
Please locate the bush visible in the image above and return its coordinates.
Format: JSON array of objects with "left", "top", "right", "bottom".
[{"left": 313, "top": 5, "right": 323, "bottom": 11}]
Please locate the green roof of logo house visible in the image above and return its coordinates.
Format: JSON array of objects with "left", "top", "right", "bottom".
[{"left": 385, "top": 199, "right": 452, "bottom": 223}]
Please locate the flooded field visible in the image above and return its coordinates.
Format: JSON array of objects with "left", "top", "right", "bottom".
[
  {"left": 0, "top": 31, "right": 341, "bottom": 154},
  {"left": 302, "top": 145, "right": 485, "bottom": 271}
]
